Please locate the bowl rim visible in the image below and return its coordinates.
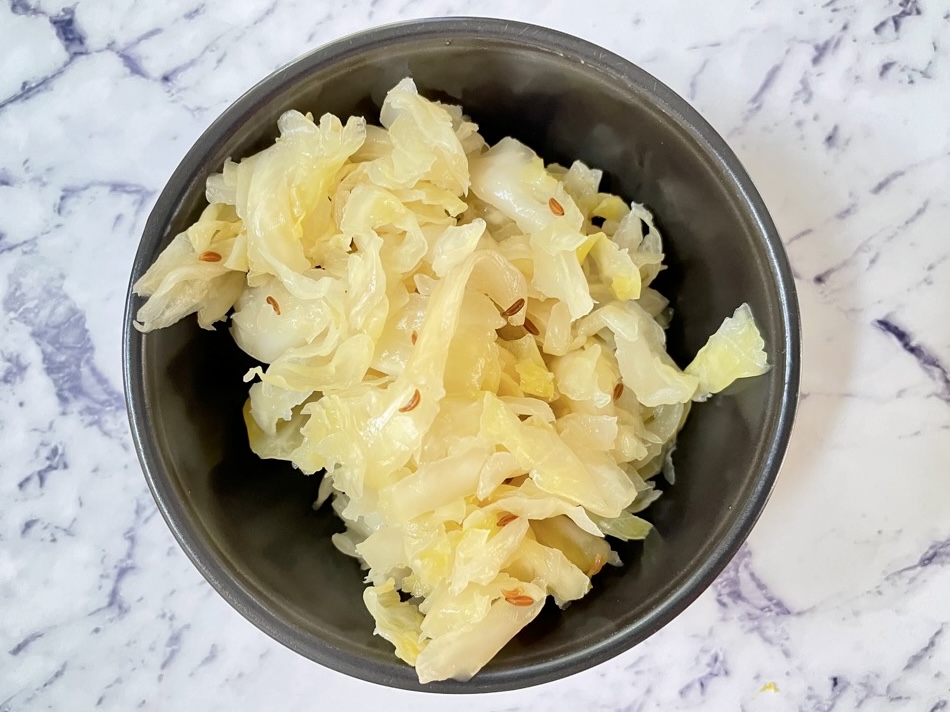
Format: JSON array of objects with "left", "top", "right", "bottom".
[{"left": 123, "top": 15, "right": 801, "bottom": 693}]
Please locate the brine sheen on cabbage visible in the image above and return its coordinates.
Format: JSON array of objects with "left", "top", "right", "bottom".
[{"left": 133, "top": 78, "right": 770, "bottom": 683}]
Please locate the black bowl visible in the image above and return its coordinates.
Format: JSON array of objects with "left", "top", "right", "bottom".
[{"left": 123, "top": 17, "right": 800, "bottom": 693}]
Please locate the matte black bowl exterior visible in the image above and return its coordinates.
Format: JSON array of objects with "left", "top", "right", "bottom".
[{"left": 123, "top": 18, "right": 799, "bottom": 693}]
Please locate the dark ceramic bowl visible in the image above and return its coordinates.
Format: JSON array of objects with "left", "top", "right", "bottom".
[{"left": 123, "top": 17, "right": 800, "bottom": 693}]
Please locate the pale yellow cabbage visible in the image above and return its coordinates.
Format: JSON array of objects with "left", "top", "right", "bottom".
[
  {"left": 132, "top": 78, "right": 771, "bottom": 683},
  {"left": 686, "top": 303, "right": 770, "bottom": 399},
  {"left": 363, "top": 578, "right": 426, "bottom": 665}
]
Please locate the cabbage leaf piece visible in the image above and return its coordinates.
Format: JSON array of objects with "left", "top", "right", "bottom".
[{"left": 686, "top": 303, "right": 770, "bottom": 399}]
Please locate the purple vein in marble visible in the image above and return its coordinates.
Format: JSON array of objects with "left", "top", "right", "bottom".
[
  {"left": 2, "top": 661, "right": 68, "bottom": 710},
  {"left": 713, "top": 546, "right": 793, "bottom": 651},
  {"left": 160, "top": 618, "right": 191, "bottom": 674},
  {"left": 870, "top": 168, "right": 906, "bottom": 194},
  {"left": 4, "top": 266, "right": 123, "bottom": 428},
  {"left": 874, "top": 317, "right": 950, "bottom": 402},
  {"left": 91, "top": 498, "right": 154, "bottom": 619},
  {"left": 904, "top": 624, "right": 945, "bottom": 671},
  {"left": 678, "top": 650, "right": 728, "bottom": 702},
  {"left": 874, "top": 0, "right": 922, "bottom": 36},
  {"left": 1, "top": 351, "right": 28, "bottom": 385},
  {"left": 8, "top": 631, "right": 44, "bottom": 657},
  {"left": 49, "top": 7, "right": 88, "bottom": 59},
  {"left": 745, "top": 60, "right": 784, "bottom": 121},
  {"left": 2, "top": 2, "right": 199, "bottom": 107},
  {"left": 889, "top": 536, "right": 950, "bottom": 587},
  {"left": 18, "top": 442, "right": 67, "bottom": 491},
  {"left": 814, "top": 201, "right": 930, "bottom": 284}
]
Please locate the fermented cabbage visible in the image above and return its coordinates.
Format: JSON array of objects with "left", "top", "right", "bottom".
[{"left": 133, "top": 77, "right": 770, "bottom": 683}]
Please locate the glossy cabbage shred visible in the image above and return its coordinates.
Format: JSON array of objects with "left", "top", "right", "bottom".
[{"left": 133, "top": 78, "right": 770, "bottom": 683}]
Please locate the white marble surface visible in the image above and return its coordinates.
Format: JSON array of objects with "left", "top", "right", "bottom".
[{"left": 2, "top": 0, "right": 949, "bottom": 709}]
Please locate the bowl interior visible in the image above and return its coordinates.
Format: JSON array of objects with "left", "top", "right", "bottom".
[{"left": 126, "top": 19, "right": 797, "bottom": 693}]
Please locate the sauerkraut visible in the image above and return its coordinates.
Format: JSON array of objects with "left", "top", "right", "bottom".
[{"left": 133, "top": 77, "right": 769, "bottom": 683}]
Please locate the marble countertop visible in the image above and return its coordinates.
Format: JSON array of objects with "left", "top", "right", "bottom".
[{"left": 3, "top": 0, "right": 949, "bottom": 709}]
